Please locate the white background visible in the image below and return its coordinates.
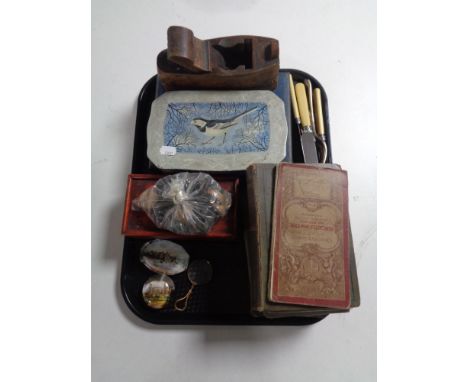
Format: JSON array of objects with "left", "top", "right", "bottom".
[
  {"left": 92, "top": 0, "right": 376, "bottom": 381},
  {"left": 2, "top": 1, "right": 468, "bottom": 381}
]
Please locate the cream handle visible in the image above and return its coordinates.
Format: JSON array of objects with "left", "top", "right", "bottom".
[
  {"left": 289, "top": 74, "right": 301, "bottom": 124},
  {"left": 313, "top": 88, "right": 325, "bottom": 136},
  {"left": 295, "top": 83, "right": 311, "bottom": 128}
]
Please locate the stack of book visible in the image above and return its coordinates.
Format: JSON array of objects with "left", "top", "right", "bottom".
[{"left": 245, "top": 163, "right": 360, "bottom": 318}]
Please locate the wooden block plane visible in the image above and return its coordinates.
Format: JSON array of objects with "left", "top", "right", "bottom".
[{"left": 157, "top": 26, "right": 280, "bottom": 90}]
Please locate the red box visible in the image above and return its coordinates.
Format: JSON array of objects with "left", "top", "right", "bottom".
[{"left": 121, "top": 173, "right": 239, "bottom": 240}]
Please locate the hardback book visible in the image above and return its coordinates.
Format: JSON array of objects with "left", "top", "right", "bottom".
[
  {"left": 245, "top": 163, "right": 360, "bottom": 318},
  {"left": 268, "top": 163, "right": 351, "bottom": 309}
]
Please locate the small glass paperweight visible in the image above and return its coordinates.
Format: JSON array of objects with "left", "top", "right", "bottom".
[
  {"left": 142, "top": 274, "right": 175, "bottom": 309},
  {"left": 140, "top": 239, "right": 190, "bottom": 275}
]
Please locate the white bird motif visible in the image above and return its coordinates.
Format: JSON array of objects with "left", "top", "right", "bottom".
[{"left": 191, "top": 107, "right": 258, "bottom": 144}]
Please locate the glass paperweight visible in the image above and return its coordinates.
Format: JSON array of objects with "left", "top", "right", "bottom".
[
  {"left": 142, "top": 274, "right": 175, "bottom": 309},
  {"left": 140, "top": 239, "right": 190, "bottom": 275}
]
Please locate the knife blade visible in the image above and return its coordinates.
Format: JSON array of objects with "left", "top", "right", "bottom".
[
  {"left": 304, "top": 79, "right": 315, "bottom": 130},
  {"left": 295, "top": 83, "right": 319, "bottom": 163}
]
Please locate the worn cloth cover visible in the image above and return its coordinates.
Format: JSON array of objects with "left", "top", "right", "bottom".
[
  {"left": 245, "top": 163, "right": 360, "bottom": 318},
  {"left": 268, "top": 163, "right": 351, "bottom": 309}
]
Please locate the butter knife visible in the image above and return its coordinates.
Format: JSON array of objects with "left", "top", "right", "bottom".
[{"left": 295, "top": 83, "right": 319, "bottom": 163}]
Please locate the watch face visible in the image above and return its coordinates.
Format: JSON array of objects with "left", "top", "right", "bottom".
[{"left": 187, "top": 259, "right": 213, "bottom": 286}]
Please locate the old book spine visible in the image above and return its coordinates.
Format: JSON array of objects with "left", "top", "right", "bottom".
[
  {"left": 348, "top": 229, "right": 361, "bottom": 307},
  {"left": 267, "top": 165, "right": 281, "bottom": 304},
  {"left": 245, "top": 165, "right": 263, "bottom": 315}
]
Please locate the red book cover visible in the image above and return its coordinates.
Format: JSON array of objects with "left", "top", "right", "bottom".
[{"left": 268, "top": 163, "right": 350, "bottom": 309}]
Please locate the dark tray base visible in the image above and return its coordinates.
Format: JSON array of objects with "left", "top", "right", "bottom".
[{"left": 121, "top": 69, "right": 332, "bottom": 325}]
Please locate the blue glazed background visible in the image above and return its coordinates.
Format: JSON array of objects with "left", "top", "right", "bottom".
[{"left": 163, "top": 102, "right": 270, "bottom": 154}]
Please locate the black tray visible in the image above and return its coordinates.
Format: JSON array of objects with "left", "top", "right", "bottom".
[{"left": 121, "top": 69, "right": 333, "bottom": 325}]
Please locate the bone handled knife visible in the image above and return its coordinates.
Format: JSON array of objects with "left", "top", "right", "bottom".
[
  {"left": 312, "top": 87, "right": 328, "bottom": 163},
  {"left": 295, "top": 83, "right": 319, "bottom": 163},
  {"left": 289, "top": 74, "right": 301, "bottom": 126}
]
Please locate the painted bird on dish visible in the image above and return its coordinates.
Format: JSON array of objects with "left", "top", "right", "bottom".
[{"left": 191, "top": 107, "right": 258, "bottom": 144}]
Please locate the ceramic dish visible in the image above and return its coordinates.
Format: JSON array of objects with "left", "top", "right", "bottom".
[{"left": 146, "top": 90, "right": 288, "bottom": 171}]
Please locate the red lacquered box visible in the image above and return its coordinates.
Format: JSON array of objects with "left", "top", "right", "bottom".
[{"left": 121, "top": 173, "right": 239, "bottom": 240}]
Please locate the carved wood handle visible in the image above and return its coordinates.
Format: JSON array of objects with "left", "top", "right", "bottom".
[{"left": 167, "top": 26, "right": 211, "bottom": 73}]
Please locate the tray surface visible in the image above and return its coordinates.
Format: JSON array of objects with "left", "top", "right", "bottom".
[{"left": 121, "top": 69, "right": 333, "bottom": 325}]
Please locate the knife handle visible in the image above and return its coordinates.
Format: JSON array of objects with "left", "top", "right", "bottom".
[
  {"left": 313, "top": 88, "right": 325, "bottom": 137},
  {"left": 289, "top": 74, "right": 301, "bottom": 124},
  {"left": 295, "top": 83, "right": 311, "bottom": 129}
]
